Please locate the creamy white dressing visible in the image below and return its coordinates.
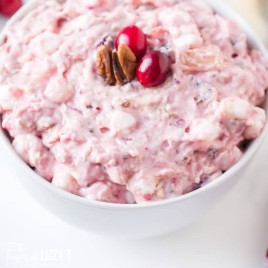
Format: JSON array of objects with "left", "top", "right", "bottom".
[{"left": 0, "top": 0, "right": 267, "bottom": 203}]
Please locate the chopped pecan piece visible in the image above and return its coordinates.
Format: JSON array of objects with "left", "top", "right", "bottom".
[
  {"left": 97, "top": 45, "right": 115, "bottom": 85},
  {"left": 122, "top": 100, "right": 131, "bottom": 108},
  {"left": 168, "top": 114, "right": 178, "bottom": 119}
]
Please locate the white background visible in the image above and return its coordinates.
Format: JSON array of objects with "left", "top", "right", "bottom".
[{"left": 0, "top": 1, "right": 268, "bottom": 267}]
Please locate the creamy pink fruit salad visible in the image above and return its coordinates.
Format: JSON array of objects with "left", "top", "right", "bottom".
[{"left": 0, "top": 0, "right": 267, "bottom": 204}]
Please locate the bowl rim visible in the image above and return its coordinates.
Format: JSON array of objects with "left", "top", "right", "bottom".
[{"left": 0, "top": 0, "right": 267, "bottom": 210}]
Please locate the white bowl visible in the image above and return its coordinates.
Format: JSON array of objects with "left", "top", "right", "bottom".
[{"left": 0, "top": 0, "right": 267, "bottom": 238}]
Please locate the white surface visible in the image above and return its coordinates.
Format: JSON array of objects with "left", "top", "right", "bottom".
[{"left": 0, "top": 3, "right": 268, "bottom": 268}]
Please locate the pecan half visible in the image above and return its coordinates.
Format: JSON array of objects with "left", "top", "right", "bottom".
[
  {"left": 112, "top": 50, "right": 127, "bottom": 86},
  {"left": 117, "top": 44, "right": 137, "bottom": 82},
  {"left": 97, "top": 45, "right": 115, "bottom": 85}
]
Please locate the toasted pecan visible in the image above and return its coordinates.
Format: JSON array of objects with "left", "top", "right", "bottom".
[
  {"left": 117, "top": 44, "right": 137, "bottom": 82},
  {"left": 112, "top": 50, "right": 126, "bottom": 86},
  {"left": 97, "top": 44, "right": 137, "bottom": 86},
  {"left": 97, "top": 45, "right": 115, "bottom": 85}
]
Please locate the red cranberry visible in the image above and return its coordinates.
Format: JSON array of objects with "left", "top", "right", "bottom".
[
  {"left": 0, "top": 0, "right": 22, "bottom": 17},
  {"left": 143, "top": 193, "right": 152, "bottom": 201},
  {"left": 185, "top": 127, "right": 190, "bottom": 133},
  {"left": 116, "top": 25, "right": 147, "bottom": 60},
  {"left": 136, "top": 51, "right": 171, "bottom": 87}
]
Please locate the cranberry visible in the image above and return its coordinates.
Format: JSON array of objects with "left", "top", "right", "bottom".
[
  {"left": 136, "top": 51, "right": 171, "bottom": 87},
  {"left": 143, "top": 193, "right": 152, "bottom": 201},
  {"left": 0, "top": 0, "right": 22, "bottom": 17},
  {"left": 116, "top": 25, "right": 147, "bottom": 60},
  {"left": 185, "top": 127, "right": 190, "bottom": 133}
]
